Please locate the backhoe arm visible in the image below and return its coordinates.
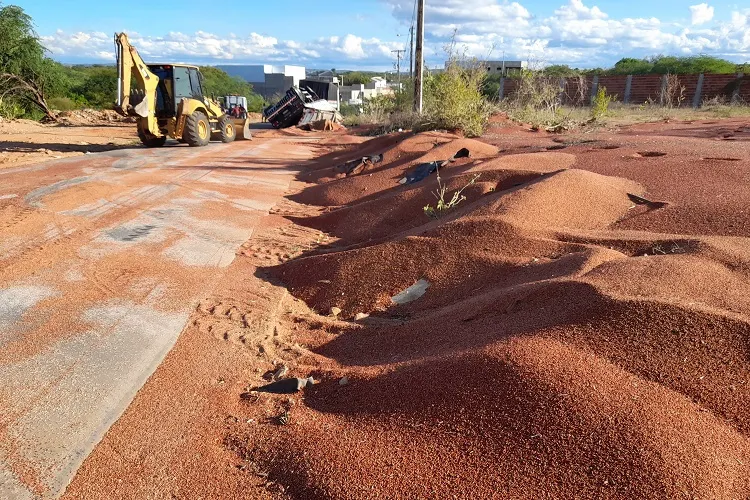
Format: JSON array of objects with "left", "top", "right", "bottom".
[{"left": 113, "top": 32, "right": 161, "bottom": 137}]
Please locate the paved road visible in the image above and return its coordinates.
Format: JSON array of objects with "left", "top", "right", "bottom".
[{"left": 0, "top": 138, "right": 314, "bottom": 498}]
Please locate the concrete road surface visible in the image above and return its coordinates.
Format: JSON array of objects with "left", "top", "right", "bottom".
[{"left": 0, "top": 138, "right": 314, "bottom": 498}]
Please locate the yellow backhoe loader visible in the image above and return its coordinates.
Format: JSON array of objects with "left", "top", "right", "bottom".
[{"left": 113, "top": 32, "right": 238, "bottom": 147}]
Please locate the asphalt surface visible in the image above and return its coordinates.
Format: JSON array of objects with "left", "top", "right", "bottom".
[{"left": 0, "top": 137, "right": 314, "bottom": 498}]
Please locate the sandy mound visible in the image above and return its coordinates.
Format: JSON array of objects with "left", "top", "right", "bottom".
[
  {"left": 298, "top": 131, "right": 455, "bottom": 185},
  {"left": 297, "top": 169, "right": 545, "bottom": 243},
  {"left": 236, "top": 129, "right": 750, "bottom": 498},
  {"left": 293, "top": 136, "right": 498, "bottom": 206},
  {"left": 480, "top": 168, "right": 643, "bottom": 231},
  {"left": 468, "top": 151, "right": 578, "bottom": 173},
  {"left": 275, "top": 168, "right": 642, "bottom": 317}
]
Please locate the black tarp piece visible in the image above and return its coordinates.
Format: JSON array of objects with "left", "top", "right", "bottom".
[{"left": 399, "top": 148, "right": 471, "bottom": 184}]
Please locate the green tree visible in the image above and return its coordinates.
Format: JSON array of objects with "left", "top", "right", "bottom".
[
  {"left": 0, "top": 3, "right": 62, "bottom": 119},
  {"left": 71, "top": 67, "right": 117, "bottom": 108},
  {"left": 543, "top": 64, "right": 579, "bottom": 77},
  {"left": 609, "top": 55, "right": 738, "bottom": 75},
  {"left": 198, "top": 66, "right": 264, "bottom": 111},
  {"left": 651, "top": 55, "right": 737, "bottom": 74},
  {"left": 341, "top": 71, "right": 373, "bottom": 85},
  {"left": 610, "top": 57, "right": 654, "bottom": 75}
]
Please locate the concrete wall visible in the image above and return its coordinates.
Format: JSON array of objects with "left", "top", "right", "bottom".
[
  {"left": 452, "top": 60, "right": 526, "bottom": 76},
  {"left": 217, "top": 64, "right": 306, "bottom": 99},
  {"left": 499, "top": 73, "right": 748, "bottom": 106}
]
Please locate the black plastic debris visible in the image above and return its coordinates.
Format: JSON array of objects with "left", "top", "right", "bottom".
[
  {"left": 399, "top": 148, "right": 471, "bottom": 184},
  {"left": 336, "top": 154, "right": 384, "bottom": 177},
  {"left": 252, "top": 377, "right": 315, "bottom": 394},
  {"left": 627, "top": 192, "right": 669, "bottom": 210},
  {"left": 627, "top": 193, "right": 653, "bottom": 205}
]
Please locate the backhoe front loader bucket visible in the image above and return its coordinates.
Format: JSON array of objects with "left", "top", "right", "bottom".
[{"left": 233, "top": 118, "right": 252, "bottom": 140}]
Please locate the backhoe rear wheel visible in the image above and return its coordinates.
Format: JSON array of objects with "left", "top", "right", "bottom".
[
  {"left": 183, "top": 111, "right": 210, "bottom": 147},
  {"left": 137, "top": 122, "right": 167, "bottom": 148},
  {"left": 212, "top": 115, "right": 236, "bottom": 143}
]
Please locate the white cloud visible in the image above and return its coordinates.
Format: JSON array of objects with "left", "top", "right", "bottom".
[
  {"left": 37, "top": 1, "right": 750, "bottom": 69},
  {"left": 689, "top": 3, "right": 714, "bottom": 25}
]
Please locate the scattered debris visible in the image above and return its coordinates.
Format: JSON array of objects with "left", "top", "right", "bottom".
[
  {"left": 239, "top": 392, "right": 260, "bottom": 402},
  {"left": 354, "top": 312, "right": 370, "bottom": 321},
  {"left": 636, "top": 151, "right": 667, "bottom": 158},
  {"left": 336, "top": 154, "right": 384, "bottom": 177},
  {"left": 391, "top": 279, "right": 431, "bottom": 305},
  {"left": 330, "top": 307, "right": 342, "bottom": 318},
  {"left": 276, "top": 410, "right": 291, "bottom": 426},
  {"left": 273, "top": 365, "right": 289, "bottom": 380},
  {"left": 252, "top": 377, "right": 315, "bottom": 394},
  {"left": 545, "top": 123, "right": 568, "bottom": 133},
  {"left": 627, "top": 193, "right": 653, "bottom": 205},
  {"left": 627, "top": 193, "right": 669, "bottom": 209},
  {"left": 339, "top": 376, "right": 349, "bottom": 386},
  {"left": 399, "top": 148, "right": 470, "bottom": 184}
]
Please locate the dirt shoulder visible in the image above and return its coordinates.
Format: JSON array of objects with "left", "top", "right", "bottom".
[
  {"left": 0, "top": 114, "right": 138, "bottom": 168},
  {"left": 65, "top": 117, "right": 750, "bottom": 499}
]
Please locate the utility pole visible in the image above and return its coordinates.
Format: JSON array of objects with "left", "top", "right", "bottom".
[
  {"left": 409, "top": 25, "right": 414, "bottom": 80},
  {"left": 414, "top": 0, "right": 425, "bottom": 112},
  {"left": 392, "top": 49, "right": 405, "bottom": 87}
]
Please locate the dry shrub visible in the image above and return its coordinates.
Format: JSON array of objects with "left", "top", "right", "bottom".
[{"left": 661, "top": 74, "right": 686, "bottom": 109}]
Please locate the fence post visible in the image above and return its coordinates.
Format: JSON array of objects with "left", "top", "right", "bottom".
[
  {"left": 559, "top": 77, "right": 566, "bottom": 104},
  {"left": 590, "top": 76, "right": 599, "bottom": 106},
  {"left": 692, "top": 73, "right": 704, "bottom": 108},
  {"left": 499, "top": 77, "right": 505, "bottom": 101},
  {"left": 732, "top": 73, "right": 744, "bottom": 105},
  {"left": 660, "top": 74, "right": 668, "bottom": 105},
  {"left": 624, "top": 75, "right": 633, "bottom": 104}
]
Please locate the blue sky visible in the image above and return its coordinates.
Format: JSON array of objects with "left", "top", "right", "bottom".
[{"left": 9, "top": 0, "right": 750, "bottom": 70}]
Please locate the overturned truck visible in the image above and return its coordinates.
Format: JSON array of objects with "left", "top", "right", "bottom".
[{"left": 263, "top": 87, "right": 342, "bottom": 129}]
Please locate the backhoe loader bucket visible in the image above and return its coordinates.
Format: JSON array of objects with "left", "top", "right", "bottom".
[{"left": 233, "top": 118, "right": 252, "bottom": 140}]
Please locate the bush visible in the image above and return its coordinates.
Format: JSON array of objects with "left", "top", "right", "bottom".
[
  {"left": 343, "top": 45, "right": 492, "bottom": 137},
  {"left": 0, "top": 97, "right": 24, "bottom": 119},
  {"left": 592, "top": 86, "right": 614, "bottom": 119},
  {"left": 501, "top": 69, "right": 566, "bottom": 128},
  {"left": 339, "top": 102, "right": 361, "bottom": 117},
  {"left": 422, "top": 55, "right": 491, "bottom": 137},
  {"left": 48, "top": 96, "right": 87, "bottom": 111}
]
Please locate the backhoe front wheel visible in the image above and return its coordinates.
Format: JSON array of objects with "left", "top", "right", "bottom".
[
  {"left": 183, "top": 111, "right": 210, "bottom": 147},
  {"left": 212, "top": 115, "right": 236, "bottom": 143}
]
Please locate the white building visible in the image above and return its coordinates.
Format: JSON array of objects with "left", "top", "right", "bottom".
[
  {"left": 447, "top": 60, "right": 527, "bottom": 76},
  {"left": 217, "top": 64, "right": 306, "bottom": 98},
  {"left": 339, "top": 77, "right": 394, "bottom": 105}
]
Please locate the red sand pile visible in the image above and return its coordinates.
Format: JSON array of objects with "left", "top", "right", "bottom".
[
  {"left": 293, "top": 134, "right": 498, "bottom": 205},
  {"left": 234, "top": 125, "right": 750, "bottom": 498}
]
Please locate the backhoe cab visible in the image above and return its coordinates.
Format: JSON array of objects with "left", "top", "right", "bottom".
[{"left": 113, "top": 32, "right": 236, "bottom": 147}]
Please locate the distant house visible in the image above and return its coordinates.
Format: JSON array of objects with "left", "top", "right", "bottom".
[
  {"left": 217, "top": 64, "right": 306, "bottom": 98},
  {"left": 339, "top": 76, "right": 394, "bottom": 105},
  {"left": 447, "top": 60, "right": 527, "bottom": 76}
]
